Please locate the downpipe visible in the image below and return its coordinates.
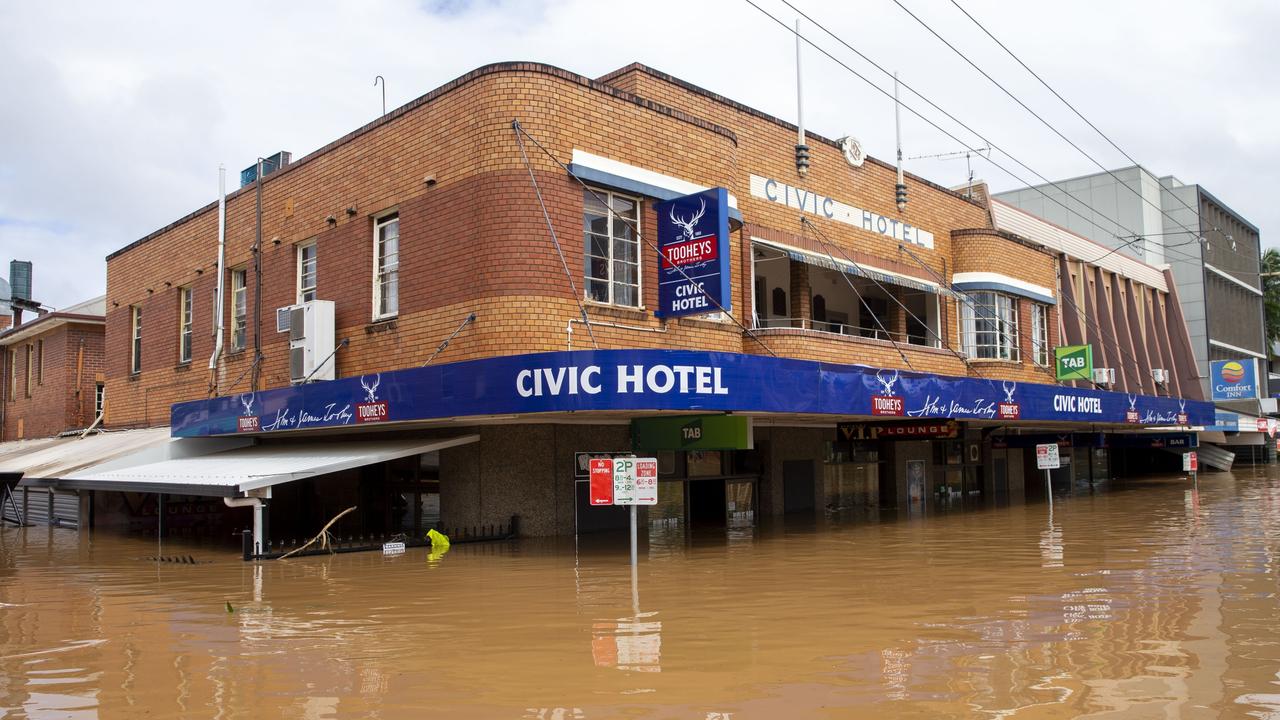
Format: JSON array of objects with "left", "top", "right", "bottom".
[{"left": 224, "top": 496, "right": 265, "bottom": 557}]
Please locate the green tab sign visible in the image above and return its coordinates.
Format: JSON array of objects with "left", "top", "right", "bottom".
[
  {"left": 631, "top": 415, "right": 752, "bottom": 451},
  {"left": 1055, "top": 344, "right": 1093, "bottom": 382}
]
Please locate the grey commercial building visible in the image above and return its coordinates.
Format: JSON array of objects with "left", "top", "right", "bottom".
[{"left": 994, "top": 166, "right": 1265, "bottom": 406}]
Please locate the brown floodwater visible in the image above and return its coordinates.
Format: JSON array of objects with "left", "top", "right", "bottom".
[{"left": 5, "top": 468, "right": 1280, "bottom": 719}]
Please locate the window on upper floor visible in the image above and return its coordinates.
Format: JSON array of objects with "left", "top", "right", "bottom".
[
  {"left": 130, "top": 306, "right": 143, "bottom": 375},
  {"left": 35, "top": 339, "right": 43, "bottom": 385},
  {"left": 583, "top": 188, "right": 640, "bottom": 308},
  {"left": 95, "top": 381, "right": 105, "bottom": 418},
  {"left": 179, "top": 286, "right": 193, "bottom": 363},
  {"left": 960, "top": 291, "right": 1020, "bottom": 361},
  {"left": 24, "top": 344, "right": 32, "bottom": 397},
  {"left": 297, "top": 240, "right": 317, "bottom": 304},
  {"left": 230, "top": 268, "right": 247, "bottom": 352},
  {"left": 373, "top": 214, "right": 399, "bottom": 320},
  {"left": 1030, "top": 303, "right": 1050, "bottom": 366}
]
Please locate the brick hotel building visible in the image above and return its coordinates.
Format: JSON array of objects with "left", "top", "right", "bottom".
[{"left": 3, "top": 62, "right": 1212, "bottom": 547}]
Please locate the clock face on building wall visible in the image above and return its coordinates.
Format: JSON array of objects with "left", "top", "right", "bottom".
[{"left": 840, "top": 135, "right": 866, "bottom": 168}]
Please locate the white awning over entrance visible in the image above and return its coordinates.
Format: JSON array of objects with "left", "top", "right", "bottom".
[{"left": 50, "top": 434, "right": 480, "bottom": 497}]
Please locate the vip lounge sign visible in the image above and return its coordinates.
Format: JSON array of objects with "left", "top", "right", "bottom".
[
  {"left": 1210, "top": 359, "right": 1260, "bottom": 401},
  {"left": 1055, "top": 345, "right": 1093, "bottom": 382},
  {"left": 653, "top": 188, "right": 731, "bottom": 319}
]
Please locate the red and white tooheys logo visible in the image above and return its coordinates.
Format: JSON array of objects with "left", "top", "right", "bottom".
[
  {"left": 1176, "top": 413, "right": 1189, "bottom": 425},
  {"left": 872, "top": 396, "right": 903, "bottom": 416},
  {"left": 356, "top": 401, "right": 389, "bottom": 423},
  {"left": 236, "top": 393, "right": 259, "bottom": 432},
  {"left": 998, "top": 403, "right": 1021, "bottom": 420},
  {"left": 661, "top": 237, "right": 716, "bottom": 268},
  {"left": 1125, "top": 410, "right": 1140, "bottom": 424}
]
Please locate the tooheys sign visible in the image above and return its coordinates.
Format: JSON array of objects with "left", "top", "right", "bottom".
[{"left": 653, "top": 188, "right": 731, "bottom": 318}]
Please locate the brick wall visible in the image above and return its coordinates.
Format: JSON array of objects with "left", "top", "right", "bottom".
[
  {"left": 0, "top": 321, "right": 105, "bottom": 440},
  {"left": 104, "top": 62, "right": 1069, "bottom": 428}
]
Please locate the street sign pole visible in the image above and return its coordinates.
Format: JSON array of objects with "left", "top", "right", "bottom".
[
  {"left": 1036, "top": 443, "right": 1061, "bottom": 510},
  {"left": 629, "top": 504, "right": 638, "bottom": 568},
  {"left": 1045, "top": 468, "right": 1052, "bottom": 510}
]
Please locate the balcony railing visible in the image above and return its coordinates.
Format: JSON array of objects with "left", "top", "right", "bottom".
[{"left": 752, "top": 317, "right": 938, "bottom": 348}]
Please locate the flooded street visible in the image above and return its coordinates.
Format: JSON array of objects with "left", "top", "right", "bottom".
[{"left": 5, "top": 469, "right": 1280, "bottom": 719}]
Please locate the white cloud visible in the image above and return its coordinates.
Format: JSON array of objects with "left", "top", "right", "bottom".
[{"left": 0, "top": 0, "right": 1275, "bottom": 310}]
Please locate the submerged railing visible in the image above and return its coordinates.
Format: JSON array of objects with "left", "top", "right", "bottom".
[{"left": 243, "top": 515, "right": 520, "bottom": 561}]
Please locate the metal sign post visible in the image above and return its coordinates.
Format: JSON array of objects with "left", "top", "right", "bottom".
[
  {"left": 1183, "top": 451, "right": 1198, "bottom": 487},
  {"left": 1036, "top": 443, "right": 1061, "bottom": 509},
  {"left": 595, "top": 457, "right": 658, "bottom": 567}
]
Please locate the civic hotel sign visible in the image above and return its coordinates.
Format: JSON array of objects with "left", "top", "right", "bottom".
[{"left": 750, "top": 174, "right": 934, "bottom": 249}]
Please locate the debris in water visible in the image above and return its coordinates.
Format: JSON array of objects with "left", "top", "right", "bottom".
[{"left": 225, "top": 601, "right": 235, "bottom": 614}]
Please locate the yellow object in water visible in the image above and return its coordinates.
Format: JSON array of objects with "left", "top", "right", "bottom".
[{"left": 427, "top": 529, "right": 450, "bottom": 549}]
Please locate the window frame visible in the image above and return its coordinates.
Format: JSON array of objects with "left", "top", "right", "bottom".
[
  {"left": 372, "top": 213, "right": 400, "bottom": 320},
  {"left": 297, "top": 240, "right": 318, "bottom": 304},
  {"left": 230, "top": 268, "right": 248, "bottom": 352},
  {"left": 35, "top": 339, "right": 43, "bottom": 385},
  {"left": 94, "top": 381, "right": 105, "bottom": 418},
  {"left": 1030, "top": 303, "right": 1050, "bottom": 366},
  {"left": 582, "top": 187, "right": 642, "bottom": 309},
  {"left": 130, "top": 305, "right": 143, "bottom": 375},
  {"left": 24, "top": 344, "right": 33, "bottom": 397},
  {"left": 178, "top": 285, "right": 194, "bottom": 364},
  {"left": 959, "top": 291, "right": 1020, "bottom": 361}
]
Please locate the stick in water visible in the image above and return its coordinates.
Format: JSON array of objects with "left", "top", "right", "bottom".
[{"left": 278, "top": 506, "right": 357, "bottom": 559}]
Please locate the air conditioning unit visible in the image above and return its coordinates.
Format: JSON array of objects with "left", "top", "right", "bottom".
[
  {"left": 1151, "top": 368, "right": 1169, "bottom": 385},
  {"left": 287, "top": 300, "right": 336, "bottom": 383},
  {"left": 1092, "top": 368, "right": 1116, "bottom": 386}
]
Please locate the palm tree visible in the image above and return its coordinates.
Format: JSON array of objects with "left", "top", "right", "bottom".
[{"left": 1263, "top": 248, "right": 1280, "bottom": 351}]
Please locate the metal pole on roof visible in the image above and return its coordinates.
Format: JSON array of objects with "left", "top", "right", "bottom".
[{"left": 374, "top": 76, "right": 386, "bottom": 117}]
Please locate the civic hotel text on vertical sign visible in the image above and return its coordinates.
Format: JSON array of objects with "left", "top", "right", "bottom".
[{"left": 653, "top": 188, "right": 732, "bottom": 318}]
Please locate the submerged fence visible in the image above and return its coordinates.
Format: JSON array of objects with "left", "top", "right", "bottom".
[{"left": 244, "top": 515, "right": 520, "bottom": 561}]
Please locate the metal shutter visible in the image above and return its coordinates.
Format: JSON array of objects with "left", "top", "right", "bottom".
[{"left": 51, "top": 490, "right": 79, "bottom": 528}]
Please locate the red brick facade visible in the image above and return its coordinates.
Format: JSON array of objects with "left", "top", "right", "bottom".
[
  {"left": 104, "top": 62, "right": 1061, "bottom": 429},
  {"left": 1, "top": 317, "right": 105, "bottom": 440}
]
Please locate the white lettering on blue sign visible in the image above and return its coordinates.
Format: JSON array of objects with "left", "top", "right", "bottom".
[
  {"left": 750, "top": 174, "right": 934, "bottom": 249},
  {"left": 517, "top": 365, "right": 729, "bottom": 398},
  {"left": 1052, "top": 394, "right": 1103, "bottom": 414}
]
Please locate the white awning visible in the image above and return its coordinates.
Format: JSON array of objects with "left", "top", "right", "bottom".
[
  {"left": 0, "top": 428, "right": 172, "bottom": 481},
  {"left": 50, "top": 434, "right": 480, "bottom": 497}
]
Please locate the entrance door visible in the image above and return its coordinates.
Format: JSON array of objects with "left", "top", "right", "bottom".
[{"left": 783, "top": 460, "right": 815, "bottom": 514}]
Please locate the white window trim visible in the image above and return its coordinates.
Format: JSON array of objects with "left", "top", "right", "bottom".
[
  {"left": 130, "top": 305, "right": 143, "bottom": 375},
  {"left": 230, "top": 268, "right": 248, "bottom": 352},
  {"left": 179, "top": 286, "right": 193, "bottom": 363},
  {"left": 297, "top": 240, "right": 318, "bottom": 304},
  {"left": 583, "top": 187, "right": 643, "bottom": 309},
  {"left": 1030, "top": 303, "right": 1049, "bottom": 366},
  {"left": 94, "top": 382, "right": 105, "bottom": 418},
  {"left": 959, "top": 291, "right": 1021, "bottom": 361},
  {"left": 373, "top": 213, "right": 400, "bottom": 320}
]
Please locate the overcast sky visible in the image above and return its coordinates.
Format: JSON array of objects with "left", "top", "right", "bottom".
[{"left": 2, "top": 0, "right": 1276, "bottom": 310}]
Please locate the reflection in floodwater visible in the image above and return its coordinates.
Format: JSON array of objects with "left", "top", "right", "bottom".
[{"left": 5, "top": 471, "right": 1280, "bottom": 716}]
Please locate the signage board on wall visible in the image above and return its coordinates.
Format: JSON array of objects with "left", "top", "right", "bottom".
[
  {"left": 1210, "top": 359, "right": 1260, "bottom": 401},
  {"left": 1055, "top": 345, "right": 1093, "bottom": 382},
  {"left": 749, "top": 175, "right": 935, "bottom": 248},
  {"left": 653, "top": 188, "right": 731, "bottom": 319},
  {"left": 631, "top": 415, "right": 751, "bottom": 450}
]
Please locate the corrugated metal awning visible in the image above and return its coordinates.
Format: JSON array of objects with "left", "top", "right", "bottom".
[
  {"left": 754, "top": 239, "right": 955, "bottom": 298},
  {"left": 0, "top": 428, "right": 172, "bottom": 481},
  {"left": 47, "top": 434, "right": 480, "bottom": 497}
]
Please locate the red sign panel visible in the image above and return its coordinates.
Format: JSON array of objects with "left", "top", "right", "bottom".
[
  {"left": 1125, "top": 410, "right": 1140, "bottom": 424},
  {"left": 1258, "top": 418, "right": 1269, "bottom": 433},
  {"left": 997, "top": 402, "right": 1021, "bottom": 420},
  {"left": 589, "top": 459, "right": 614, "bottom": 506},
  {"left": 875, "top": 421, "right": 959, "bottom": 439},
  {"left": 237, "top": 416, "right": 259, "bottom": 432},
  {"left": 660, "top": 237, "right": 717, "bottom": 268},
  {"left": 1176, "top": 412, "right": 1189, "bottom": 425},
  {"left": 871, "top": 396, "right": 904, "bottom": 417},
  {"left": 356, "top": 401, "right": 389, "bottom": 423}
]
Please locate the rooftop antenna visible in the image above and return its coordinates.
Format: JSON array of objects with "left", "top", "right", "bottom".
[
  {"left": 374, "top": 75, "right": 386, "bottom": 117},
  {"left": 894, "top": 72, "right": 907, "bottom": 212},
  {"left": 908, "top": 147, "right": 991, "bottom": 197},
  {"left": 794, "top": 18, "right": 809, "bottom": 177}
]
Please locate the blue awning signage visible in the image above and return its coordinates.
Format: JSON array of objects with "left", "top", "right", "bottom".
[{"left": 172, "top": 350, "right": 1216, "bottom": 438}]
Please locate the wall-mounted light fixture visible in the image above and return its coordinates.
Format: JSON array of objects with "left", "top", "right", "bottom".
[{"left": 326, "top": 215, "right": 337, "bottom": 226}]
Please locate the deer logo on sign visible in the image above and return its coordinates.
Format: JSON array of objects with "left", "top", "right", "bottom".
[
  {"left": 360, "top": 373, "right": 381, "bottom": 404},
  {"left": 876, "top": 369, "right": 900, "bottom": 397},
  {"left": 239, "top": 392, "right": 255, "bottom": 416},
  {"left": 1002, "top": 381, "right": 1017, "bottom": 404},
  {"left": 669, "top": 197, "right": 706, "bottom": 240},
  {"left": 1125, "top": 393, "right": 1140, "bottom": 423},
  {"left": 237, "top": 392, "right": 260, "bottom": 432}
]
